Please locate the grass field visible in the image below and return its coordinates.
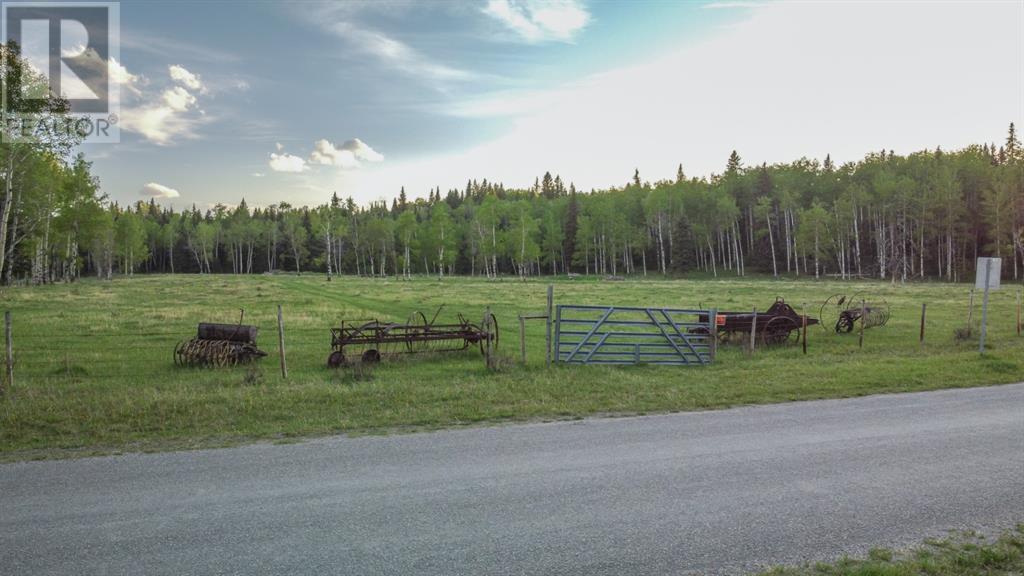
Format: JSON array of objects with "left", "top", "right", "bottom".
[
  {"left": 759, "top": 526, "right": 1024, "bottom": 575},
  {"left": 1, "top": 273, "right": 1022, "bottom": 460}
]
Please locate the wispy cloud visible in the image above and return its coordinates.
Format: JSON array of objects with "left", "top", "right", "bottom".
[
  {"left": 139, "top": 182, "right": 180, "bottom": 199},
  {"left": 121, "top": 31, "right": 240, "bottom": 64},
  {"left": 483, "top": 0, "right": 590, "bottom": 43},
  {"left": 306, "top": 5, "right": 475, "bottom": 86}
]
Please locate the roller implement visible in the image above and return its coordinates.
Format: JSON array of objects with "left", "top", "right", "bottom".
[{"left": 174, "top": 322, "right": 267, "bottom": 367}]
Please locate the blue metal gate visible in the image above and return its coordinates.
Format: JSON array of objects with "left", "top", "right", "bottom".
[{"left": 554, "top": 305, "right": 714, "bottom": 366}]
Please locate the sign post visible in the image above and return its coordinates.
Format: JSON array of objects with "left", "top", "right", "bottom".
[{"left": 975, "top": 257, "right": 1001, "bottom": 353}]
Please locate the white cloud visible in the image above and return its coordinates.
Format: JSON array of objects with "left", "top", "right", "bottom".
[
  {"left": 119, "top": 105, "right": 202, "bottom": 146},
  {"left": 269, "top": 152, "right": 308, "bottom": 173},
  {"left": 139, "top": 182, "right": 180, "bottom": 199},
  {"left": 251, "top": 172, "right": 265, "bottom": 178},
  {"left": 110, "top": 57, "right": 144, "bottom": 97},
  {"left": 484, "top": 0, "right": 590, "bottom": 43},
  {"left": 161, "top": 86, "right": 196, "bottom": 112},
  {"left": 310, "top": 139, "right": 359, "bottom": 168},
  {"left": 309, "top": 138, "right": 384, "bottom": 168},
  {"left": 169, "top": 64, "right": 204, "bottom": 92},
  {"left": 119, "top": 64, "right": 209, "bottom": 145}
]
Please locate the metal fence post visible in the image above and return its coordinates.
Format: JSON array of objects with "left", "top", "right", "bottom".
[{"left": 545, "top": 284, "right": 553, "bottom": 367}]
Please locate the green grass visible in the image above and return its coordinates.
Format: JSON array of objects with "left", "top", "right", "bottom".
[
  {"left": 758, "top": 526, "right": 1024, "bottom": 575},
  {"left": 1, "top": 273, "right": 1022, "bottom": 460}
]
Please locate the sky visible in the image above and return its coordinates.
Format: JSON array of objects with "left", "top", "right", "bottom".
[{"left": 76, "top": 0, "right": 1023, "bottom": 210}]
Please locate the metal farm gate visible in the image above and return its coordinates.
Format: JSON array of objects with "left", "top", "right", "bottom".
[{"left": 554, "top": 305, "right": 714, "bottom": 366}]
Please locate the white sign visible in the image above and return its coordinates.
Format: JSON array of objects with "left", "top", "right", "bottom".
[{"left": 975, "top": 257, "right": 1002, "bottom": 291}]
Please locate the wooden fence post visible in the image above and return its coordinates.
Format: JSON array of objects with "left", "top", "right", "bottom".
[
  {"left": 801, "top": 304, "right": 808, "bottom": 355},
  {"left": 858, "top": 299, "right": 866, "bottom": 349},
  {"left": 4, "top": 311, "right": 11, "bottom": 392},
  {"left": 966, "top": 289, "right": 975, "bottom": 337},
  {"left": 919, "top": 303, "right": 927, "bottom": 346},
  {"left": 485, "top": 306, "right": 494, "bottom": 370},
  {"left": 748, "top": 307, "right": 757, "bottom": 355},
  {"left": 277, "top": 304, "right": 288, "bottom": 379},
  {"left": 545, "top": 284, "right": 553, "bottom": 367},
  {"left": 519, "top": 314, "right": 527, "bottom": 364}
]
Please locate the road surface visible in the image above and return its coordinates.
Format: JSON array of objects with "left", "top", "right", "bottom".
[{"left": 2, "top": 384, "right": 1023, "bottom": 575}]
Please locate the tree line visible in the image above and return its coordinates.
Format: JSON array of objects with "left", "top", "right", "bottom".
[
  {"left": 2, "top": 125, "right": 1021, "bottom": 286},
  {"left": 2, "top": 46, "right": 1022, "bottom": 285}
]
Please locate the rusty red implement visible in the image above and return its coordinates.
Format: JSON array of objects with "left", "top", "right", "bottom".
[{"left": 328, "top": 306, "right": 498, "bottom": 367}]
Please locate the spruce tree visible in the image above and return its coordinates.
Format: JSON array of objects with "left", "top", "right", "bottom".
[
  {"left": 1006, "top": 122, "right": 1021, "bottom": 162},
  {"left": 726, "top": 150, "right": 742, "bottom": 173}
]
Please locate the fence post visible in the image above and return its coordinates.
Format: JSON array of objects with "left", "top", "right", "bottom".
[
  {"left": 4, "top": 311, "right": 11, "bottom": 392},
  {"left": 966, "top": 289, "right": 975, "bottom": 337},
  {"left": 979, "top": 258, "right": 992, "bottom": 354},
  {"left": 277, "top": 304, "right": 288, "bottom": 379},
  {"left": 1017, "top": 288, "right": 1021, "bottom": 337},
  {"left": 801, "top": 304, "right": 808, "bottom": 355},
  {"left": 519, "top": 314, "right": 527, "bottom": 364},
  {"left": 748, "top": 307, "right": 757, "bottom": 355},
  {"left": 919, "top": 303, "right": 927, "bottom": 347},
  {"left": 709, "top": 308, "right": 718, "bottom": 362},
  {"left": 485, "top": 306, "right": 495, "bottom": 370},
  {"left": 545, "top": 284, "right": 553, "bottom": 367},
  {"left": 858, "top": 299, "right": 866, "bottom": 349}
]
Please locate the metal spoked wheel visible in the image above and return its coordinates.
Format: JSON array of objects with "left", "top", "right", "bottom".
[
  {"left": 477, "top": 312, "right": 500, "bottom": 355},
  {"left": 327, "top": 350, "right": 347, "bottom": 368},
  {"left": 406, "top": 311, "right": 429, "bottom": 353},
  {"left": 761, "top": 317, "right": 799, "bottom": 346}
]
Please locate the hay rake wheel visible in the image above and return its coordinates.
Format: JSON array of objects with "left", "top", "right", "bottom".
[{"left": 476, "top": 311, "right": 499, "bottom": 356}]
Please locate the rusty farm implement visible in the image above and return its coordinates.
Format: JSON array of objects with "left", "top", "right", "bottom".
[
  {"left": 699, "top": 297, "right": 818, "bottom": 346},
  {"left": 174, "top": 321, "right": 267, "bottom": 367},
  {"left": 819, "top": 294, "right": 891, "bottom": 333},
  {"left": 327, "top": 306, "right": 498, "bottom": 367}
]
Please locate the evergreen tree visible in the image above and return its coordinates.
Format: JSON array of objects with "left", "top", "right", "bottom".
[{"left": 726, "top": 150, "right": 742, "bottom": 173}]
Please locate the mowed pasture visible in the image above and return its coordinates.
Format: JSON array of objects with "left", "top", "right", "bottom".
[{"left": 1, "top": 274, "right": 1022, "bottom": 459}]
